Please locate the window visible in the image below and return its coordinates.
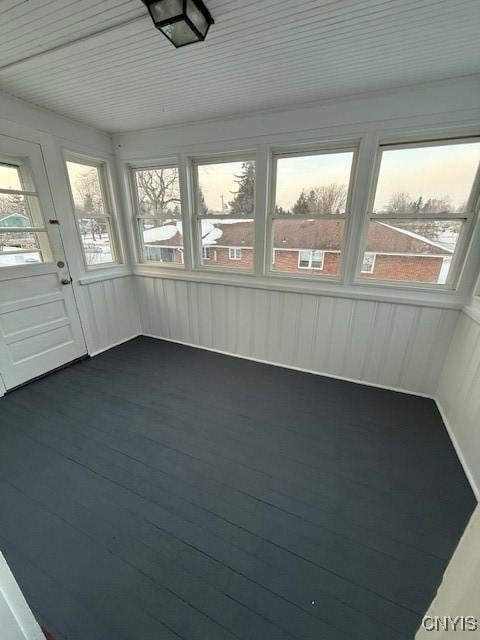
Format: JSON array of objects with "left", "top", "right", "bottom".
[
  {"left": 228, "top": 247, "right": 242, "bottom": 260},
  {"left": 359, "top": 139, "right": 480, "bottom": 286},
  {"left": 0, "top": 162, "right": 52, "bottom": 267},
  {"left": 66, "top": 158, "right": 119, "bottom": 267},
  {"left": 202, "top": 247, "right": 212, "bottom": 260},
  {"left": 298, "top": 250, "right": 324, "bottom": 270},
  {"left": 131, "top": 165, "right": 184, "bottom": 266},
  {"left": 270, "top": 149, "right": 355, "bottom": 277},
  {"left": 194, "top": 158, "right": 255, "bottom": 270},
  {"left": 361, "top": 252, "right": 376, "bottom": 273}
]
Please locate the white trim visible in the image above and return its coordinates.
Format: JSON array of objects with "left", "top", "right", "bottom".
[
  {"left": 0, "top": 552, "right": 45, "bottom": 640},
  {"left": 463, "top": 303, "right": 480, "bottom": 326},
  {"left": 435, "top": 400, "right": 480, "bottom": 501},
  {"left": 77, "top": 269, "right": 132, "bottom": 285},
  {"left": 133, "top": 269, "right": 466, "bottom": 309},
  {"left": 88, "top": 333, "right": 141, "bottom": 357},
  {"left": 142, "top": 332, "right": 435, "bottom": 399}
]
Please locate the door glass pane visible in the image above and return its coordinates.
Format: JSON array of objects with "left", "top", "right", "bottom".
[
  {"left": 271, "top": 219, "right": 344, "bottom": 276},
  {"left": 275, "top": 152, "right": 354, "bottom": 214},
  {"left": 197, "top": 161, "right": 255, "bottom": 215},
  {"left": 0, "top": 193, "right": 44, "bottom": 227},
  {"left": 134, "top": 167, "right": 182, "bottom": 217},
  {"left": 140, "top": 219, "right": 184, "bottom": 264},
  {"left": 360, "top": 220, "right": 463, "bottom": 284},
  {"left": 66, "top": 161, "right": 107, "bottom": 216},
  {"left": 0, "top": 231, "right": 51, "bottom": 267},
  {"left": 78, "top": 218, "right": 114, "bottom": 265},
  {"left": 373, "top": 142, "right": 480, "bottom": 214},
  {"left": 0, "top": 163, "right": 22, "bottom": 191},
  {"left": 201, "top": 219, "right": 254, "bottom": 269}
]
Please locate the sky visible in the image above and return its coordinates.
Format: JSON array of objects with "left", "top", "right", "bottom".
[
  {"left": 198, "top": 160, "right": 247, "bottom": 212},
  {"left": 196, "top": 142, "right": 480, "bottom": 214},
  {"left": 0, "top": 164, "right": 22, "bottom": 190},
  {"left": 374, "top": 142, "right": 480, "bottom": 211}
]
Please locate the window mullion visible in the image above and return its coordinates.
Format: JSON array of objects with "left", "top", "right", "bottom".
[
  {"left": 253, "top": 144, "right": 270, "bottom": 277},
  {"left": 179, "top": 153, "right": 194, "bottom": 271},
  {"left": 343, "top": 133, "right": 380, "bottom": 284}
]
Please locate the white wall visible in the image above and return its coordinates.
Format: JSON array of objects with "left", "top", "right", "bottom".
[
  {"left": 77, "top": 274, "right": 140, "bottom": 355},
  {"left": 138, "top": 275, "right": 459, "bottom": 396},
  {"left": 416, "top": 506, "right": 480, "bottom": 638},
  {"left": 437, "top": 304, "right": 480, "bottom": 499},
  {"left": 0, "top": 91, "right": 141, "bottom": 357}
]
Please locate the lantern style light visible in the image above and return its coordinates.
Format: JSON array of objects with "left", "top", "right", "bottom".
[{"left": 142, "top": 0, "right": 214, "bottom": 48}]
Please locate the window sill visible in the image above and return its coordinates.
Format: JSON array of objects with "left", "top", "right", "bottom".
[
  {"left": 77, "top": 268, "right": 132, "bottom": 286},
  {"left": 133, "top": 265, "right": 466, "bottom": 310},
  {"left": 463, "top": 299, "right": 480, "bottom": 325}
]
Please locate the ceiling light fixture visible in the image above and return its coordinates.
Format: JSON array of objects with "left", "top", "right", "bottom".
[{"left": 142, "top": 0, "right": 214, "bottom": 48}]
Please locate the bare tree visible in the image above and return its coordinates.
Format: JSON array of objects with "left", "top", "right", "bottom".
[
  {"left": 385, "top": 192, "right": 455, "bottom": 239},
  {"left": 306, "top": 183, "right": 347, "bottom": 214},
  {"left": 385, "top": 192, "right": 414, "bottom": 214},
  {"left": 74, "top": 169, "right": 103, "bottom": 216},
  {"left": 135, "top": 168, "right": 181, "bottom": 216}
]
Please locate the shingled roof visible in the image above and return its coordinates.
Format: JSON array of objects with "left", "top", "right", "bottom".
[{"left": 144, "top": 219, "right": 452, "bottom": 255}]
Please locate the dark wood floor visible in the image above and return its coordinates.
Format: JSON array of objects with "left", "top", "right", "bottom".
[{"left": 0, "top": 337, "right": 475, "bottom": 640}]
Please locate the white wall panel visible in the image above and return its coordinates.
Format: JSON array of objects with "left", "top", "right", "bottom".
[
  {"left": 76, "top": 276, "right": 140, "bottom": 355},
  {"left": 138, "top": 275, "right": 458, "bottom": 397},
  {"left": 437, "top": 310, "right": 480, "bottom": 498}
]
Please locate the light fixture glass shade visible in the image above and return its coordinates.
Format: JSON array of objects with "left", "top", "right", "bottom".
[
  {"left": 148, "top": 0, "right": 183, "bottom": 23},
  {"left": 185, "top": 0, "right": 209, "bottom": 38},
  {"left": 143, "top": 0, "right": 214, "bottom": 47},
  {"left": 160, "top": 20, "right": 199, "bottom": 47}
]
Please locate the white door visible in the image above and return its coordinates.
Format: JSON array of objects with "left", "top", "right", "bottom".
[{"left": 0, "top": 134, "right": 86, "bottom": 390}]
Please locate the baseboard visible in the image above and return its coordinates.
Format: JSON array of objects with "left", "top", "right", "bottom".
[
  {"left": 89, "top": 333, "right": 141, "bottom": 357},
  {"left": 435, "top": 400, "right": 480, "bottom": 502},
  {"left": 141, "top": 332, "right": 434, "bottom": 399}
]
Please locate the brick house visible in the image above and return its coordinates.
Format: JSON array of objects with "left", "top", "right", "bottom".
[{"left": 144, "top": 218, "right": 453, "bottom": 283}]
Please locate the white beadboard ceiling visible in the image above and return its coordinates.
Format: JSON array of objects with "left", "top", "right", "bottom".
[{"left": 0, "top": 0, "right": 479, "bottom": 133}]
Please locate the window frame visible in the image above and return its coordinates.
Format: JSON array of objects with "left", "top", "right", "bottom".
[
  {"left": 65, "top": 153, "right": 122, "bottom": 271},
  {"left": 129, "top": 162, "right": 185, "bottom": 269},
  {"left": 228, "top": 247, "right": 242, "bottom": 261},
  {"left": 361, "top": 251, "right": 376, "bottom": 274},
  {"left": 354, "top": 136, "right": 480, "bottom": 291},
  {"left": 298, "top": 249, "right": 325, "bottom": 270},
  {"left": 266, "top": 145, "right": 359, "bottom": 282},
  {"left": 191, "top": 153, "right": 256, "bottom": 274},
  {"left": 0, "top": 156, "right": 52, "bottom": 268}
]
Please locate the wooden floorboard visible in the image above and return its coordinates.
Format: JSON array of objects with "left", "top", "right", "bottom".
[{"left": 0, "top": 337, "right": 475, "bottom": 640}]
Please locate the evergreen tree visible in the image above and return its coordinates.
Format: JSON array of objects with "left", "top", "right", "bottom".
[
  {"left": 292, "top": 190, "right": 309, "bottom": 214},
  {"left": 229, "top": 161, "right": 255, "bottom": 215}
]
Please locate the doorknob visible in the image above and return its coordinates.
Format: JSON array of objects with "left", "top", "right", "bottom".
[{"left": 61, "top": 277, "right": 72, "bottom": 285}]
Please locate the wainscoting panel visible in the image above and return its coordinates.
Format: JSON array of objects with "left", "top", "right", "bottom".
[
  {"left": 437, "top": 310, "right": 480, "bottom": 498},
  {"left": 77, "top": 276, "right": 141, "bottom": 355},
  {"left": 137, "top": 276, "right": 459, "bottom": 397}
]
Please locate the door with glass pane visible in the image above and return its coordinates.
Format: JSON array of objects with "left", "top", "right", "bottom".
[{"left": 0, "top": 134, "right": 86, "bottom": 391}]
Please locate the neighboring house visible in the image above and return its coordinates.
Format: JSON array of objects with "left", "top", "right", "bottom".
[
  {"left": 143, "top": 219, "right": 453, "bottom": 283},
  {"left": 0, "top": 213, "right": 30, "bottom": 228}
]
